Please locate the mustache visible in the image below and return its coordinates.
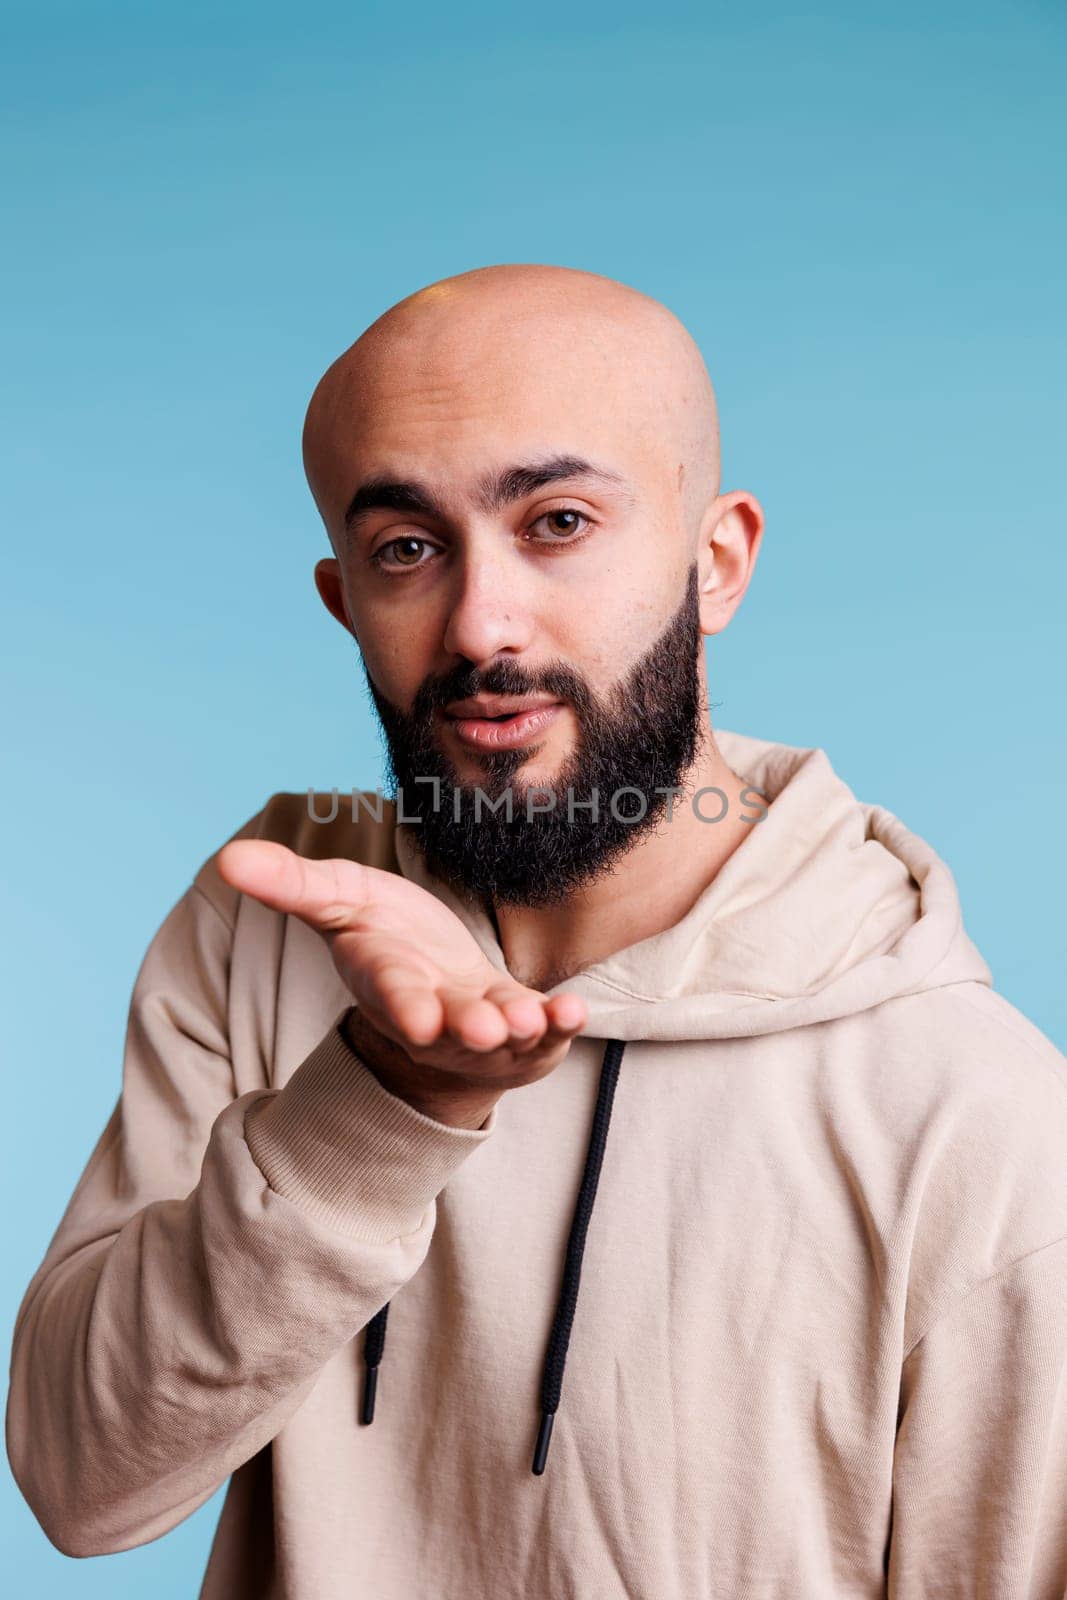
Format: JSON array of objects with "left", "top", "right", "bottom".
[{"left": 411, "top": 659, "right": 595, "bottom": 722}]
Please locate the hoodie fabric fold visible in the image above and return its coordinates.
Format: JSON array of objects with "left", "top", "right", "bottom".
[{"left": 8, "top": 726, "right": 1067, "bottom": 1599}]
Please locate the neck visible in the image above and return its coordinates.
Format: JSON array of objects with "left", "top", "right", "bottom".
[{"left": 490, "top": 727, "right": 765, "bottom": 992}]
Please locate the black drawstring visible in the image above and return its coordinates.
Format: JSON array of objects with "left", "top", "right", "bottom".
[
  {"left": 358, "top": 1298, "right": 388, "bottom": 1426},
  {"left": 531, "top": 1036, "right": 626, "bottom": 1473},
  {"left": 359, "top": 1037, "right": 628, "bottom": 1477}
]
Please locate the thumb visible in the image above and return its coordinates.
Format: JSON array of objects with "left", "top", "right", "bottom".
[{"left": 216, "top": 839, "right": 370, "bottom": 933}]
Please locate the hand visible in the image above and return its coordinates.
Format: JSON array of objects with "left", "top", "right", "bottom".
[{"left": 216, "top": 840, "right": 588, "bottom": 1123}]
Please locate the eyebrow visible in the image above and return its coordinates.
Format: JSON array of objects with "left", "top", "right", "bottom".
[{"left": 342, "top": 453, "right": 634, "bottom": 536}]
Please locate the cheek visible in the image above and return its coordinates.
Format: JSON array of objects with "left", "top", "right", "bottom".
[
  {"left": 594, "top": 579, "right": 665, "bottom": 650},
  {"left": 547, "top": 571, "right": 670, "bottom": 683},
  {"left": 350, "top": 606, "right": 435, "bottom": 706}
]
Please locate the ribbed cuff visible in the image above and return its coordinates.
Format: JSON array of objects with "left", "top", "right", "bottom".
[{"left": 244, "top": 1012, "right": 499, "bottom": 1241}]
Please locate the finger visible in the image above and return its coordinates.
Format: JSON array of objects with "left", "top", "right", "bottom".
[
  {"left": 439, "top": 988, "right": 510, "bottom": 1053},
  {"left": 484, "top": 983, "right": 549, "bottom": 1048},
  {"left": 543, "top": 992, "right": 587, "bottom": 1034},
  {"left": 216, "top": 841, "right": 373, "bottom": 933}
]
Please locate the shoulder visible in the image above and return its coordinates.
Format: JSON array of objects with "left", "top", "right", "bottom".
[
  {"left": 188, "top": 788, "right": 401, "bottom": 931},
  {"left": 870, "top": 979, "right": 1067, "bottom": 1114},
  {"left": 935, "top": 981, "right": 1066, "bottom": 1086}
]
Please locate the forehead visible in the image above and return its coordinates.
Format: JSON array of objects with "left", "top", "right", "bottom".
[{"left": 309, "top": 325, "right": 679, "bottom": 528}]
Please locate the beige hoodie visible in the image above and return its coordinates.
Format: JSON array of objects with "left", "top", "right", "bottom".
[{"left": 7, "top": 727, "right": 1067, "bottom": 1598}]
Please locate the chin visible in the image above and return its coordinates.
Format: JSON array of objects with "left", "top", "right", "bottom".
[{"left": 456, "top": 736, "right": 568, "bottom": 774}]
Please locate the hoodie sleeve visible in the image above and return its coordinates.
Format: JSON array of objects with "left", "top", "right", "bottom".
[
  {"left": 6, "top": 860, "right": 499, "bottom": 1560},
  {"left": 887, "top": 1234, "right": 1067, "bottom": 1597}
]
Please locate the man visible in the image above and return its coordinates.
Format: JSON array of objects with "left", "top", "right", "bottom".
[{"left": 8, "top": 265, "right": 1067, "bottom": 1598}]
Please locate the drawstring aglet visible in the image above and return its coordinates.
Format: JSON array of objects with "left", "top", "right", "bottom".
[
  {"left": 532, "top": 1409, "right": 555, "bottom": 1474},
  {"left": 360, "top": 1363, "right": 379, "bottom": 1424}
]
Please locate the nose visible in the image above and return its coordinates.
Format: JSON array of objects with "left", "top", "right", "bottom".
[{"left": 441, "top": 549, "right": 535, "bottom": 664}]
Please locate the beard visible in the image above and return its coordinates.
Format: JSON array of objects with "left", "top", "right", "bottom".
[{"left": 362, "top": 561, "right": 707, "bottom": 909}]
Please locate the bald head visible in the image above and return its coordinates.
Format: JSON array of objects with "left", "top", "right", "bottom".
[{"left": 302, "top": 264, "right": 721, "bottom": 549}]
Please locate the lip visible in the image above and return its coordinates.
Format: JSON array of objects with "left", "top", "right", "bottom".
[
  {"left": 444, "top": 694, "right": 559, "bottom": 719},
  {"left": 442, "top": 702, "right": 563, "bottom": 750}
]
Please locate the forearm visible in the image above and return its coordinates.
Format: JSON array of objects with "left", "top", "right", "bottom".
[{"left": 7, "top": 1018, "right": 497, "bottom": 1556}]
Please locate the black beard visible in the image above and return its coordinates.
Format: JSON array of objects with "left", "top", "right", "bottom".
[{"left": 362, "top": 562, "right": 706, "bottom": 910}]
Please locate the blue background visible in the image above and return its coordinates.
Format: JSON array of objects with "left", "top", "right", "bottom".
[{"left": 3, "top": 1, "right": 1065, "bottom": 1591}]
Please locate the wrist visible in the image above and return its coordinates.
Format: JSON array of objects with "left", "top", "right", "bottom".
[{"left": 341, "top": 1006, "right": 502, "bottom": 1131}]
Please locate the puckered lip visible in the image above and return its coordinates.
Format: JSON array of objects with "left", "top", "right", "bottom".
[{"left": 442, "top": 694, "right": 561, "bottom": 719}]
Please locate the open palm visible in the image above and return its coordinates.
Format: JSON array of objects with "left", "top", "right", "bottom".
[{"left": 217, "top": 840, "right": 587, "bottom": 1088}]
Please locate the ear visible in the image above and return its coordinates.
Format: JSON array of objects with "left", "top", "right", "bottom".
[
  {"left": 314, "top": 558, "right": 357, "bottom": 637},
  {"left": 696, "top": 490, "right": 765, "bottom": 637}
]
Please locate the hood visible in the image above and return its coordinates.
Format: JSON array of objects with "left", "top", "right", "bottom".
[
  {"left": 362, "top": 726, "right": 993, "bottom": 1474},
  {"left": 391, "top": 725, "right": 993, "bottom": 1042}
]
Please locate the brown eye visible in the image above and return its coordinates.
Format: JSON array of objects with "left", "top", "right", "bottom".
[
  {"left": 531, "top": 508, "right": 590, "bottom": 543},
  {"left": 372, "top": 536, "right": 430, "bottom": 571}
]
